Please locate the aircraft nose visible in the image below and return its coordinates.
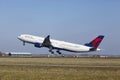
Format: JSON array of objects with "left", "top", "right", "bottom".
[{"left": 17, "top": 35, "right": 22, "bottom": 39}]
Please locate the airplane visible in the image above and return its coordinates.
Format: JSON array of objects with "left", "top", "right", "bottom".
[{"left": 17, "top": 34, "right": 104, "bottom": 54}]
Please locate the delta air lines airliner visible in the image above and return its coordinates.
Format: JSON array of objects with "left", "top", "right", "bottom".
[{"left": 18, "top": 34, "right": 104, "bottom": 54}]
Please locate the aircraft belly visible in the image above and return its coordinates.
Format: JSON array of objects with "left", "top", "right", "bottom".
[
  {"left": 66, "top": 47, "right": 90, "bottom": 52},
  {"left": 53, "top": 43, "right": 90, "bottom": 52}
]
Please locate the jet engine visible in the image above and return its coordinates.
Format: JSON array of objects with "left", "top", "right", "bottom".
[{"left": 34, "top": 43, "right": 41, "bottom": 48}]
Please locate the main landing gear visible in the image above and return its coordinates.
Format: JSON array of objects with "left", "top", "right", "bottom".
[
  {"left": 49, "top": 49, "right": 54, "bottom": 54},
  {"left": 49, "top": 50, "right": 62, "bottom": 55},
  {"left": 56, "top": 50, "right": 62, "bottom": 54},
  {"left": 48, "top": 48, "right": 62, "bottom": 55}
]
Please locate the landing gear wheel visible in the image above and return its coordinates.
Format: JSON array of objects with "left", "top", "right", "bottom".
[
  {"left": 56, "top": 50, "right": 62, "bottom": 54},
  {"left": 49, "top": 50, "right": 54, "bottom": 54}
]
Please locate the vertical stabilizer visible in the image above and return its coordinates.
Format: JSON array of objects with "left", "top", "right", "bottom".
[{"left": 85, "top": 35, "right": 104, "bottom": 48}]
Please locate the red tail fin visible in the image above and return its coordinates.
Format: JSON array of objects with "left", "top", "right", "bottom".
[{"left": 85, "top": 35, "right": 104, "bottom": 48}]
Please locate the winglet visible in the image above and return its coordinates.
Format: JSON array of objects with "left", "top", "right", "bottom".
[{"left": 85, "top": 35, "right": 104, "bottom": 48}]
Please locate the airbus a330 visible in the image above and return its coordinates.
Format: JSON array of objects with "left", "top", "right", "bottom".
[{"left": 18, "top": 34, "right": 104, "bottom": 54}]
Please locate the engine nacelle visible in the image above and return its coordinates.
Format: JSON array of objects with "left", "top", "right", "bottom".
[{"left": 34, "top": 43, "right": 41, "bottom": 48}]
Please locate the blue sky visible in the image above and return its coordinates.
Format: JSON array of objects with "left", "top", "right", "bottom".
[{"left": 0, "top": 0, "right": 120, "bottom": 55}]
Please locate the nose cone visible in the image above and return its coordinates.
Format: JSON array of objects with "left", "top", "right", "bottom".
[
  {"left": 17, "top": 36, "right": 21, "bottom": 39},
  {"left": 17, "top": 35, "right": 23, "bottom": 40}
]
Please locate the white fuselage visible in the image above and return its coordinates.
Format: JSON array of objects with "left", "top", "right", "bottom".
[{"left": 18, "top": 34, "right": 100, "bottom": 53}]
